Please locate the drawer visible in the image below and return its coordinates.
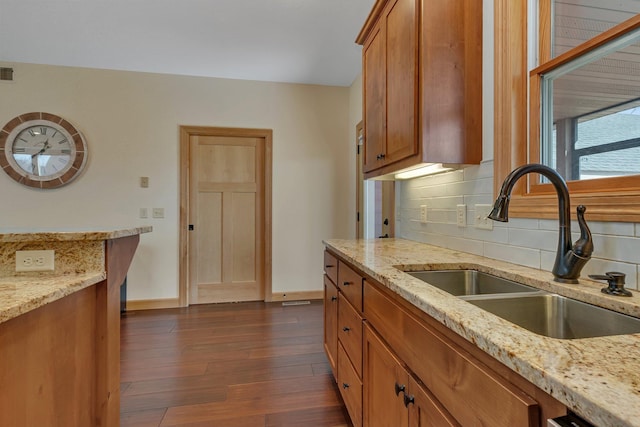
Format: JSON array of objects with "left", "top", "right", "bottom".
[
  {"left": 409, "top": 376, "right": 460, "bottom": 427},
  {"left": 338, "top": 342, "right": 363, "bottom": 427},
  {"left": 364, "top": 281, "right": 539, "bottom": 427},
  {"left": 338, "top": 294, "right": 363, "bottom": 377},
  {"left": 324, "top": 251, "right": 338, "bottom": 284},
  {"left": 338, "top": 260, "right": 363, "bottom": 312}
]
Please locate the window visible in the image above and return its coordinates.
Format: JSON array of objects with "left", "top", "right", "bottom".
[{"left": 494, "top": 0, "right": 640, "bottom": 222}]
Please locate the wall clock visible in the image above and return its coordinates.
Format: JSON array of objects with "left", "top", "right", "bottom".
[{"left": 0, "top": 112, "right": 88, "bottom": 189}]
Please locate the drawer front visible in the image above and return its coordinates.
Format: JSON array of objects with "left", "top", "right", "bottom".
[
  {"left": 338, "top": 293, "right": 364, "bottom": 377},
  {"left": 324, "top": 275, "right": 339, "bottom": 379},
  {"left": 324, "top": 251, "right": 338, "bottom": 284},
  {"left": 338, "top": 342, "right": 363, "bottom": 427},
  {"left": 338, "top": 260, "right": 363, "bottom": 312},
  {"left": 364, "top": 281, "right": 539, "bottom": 427}
]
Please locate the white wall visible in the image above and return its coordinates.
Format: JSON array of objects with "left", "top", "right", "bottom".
[
  {"left": 0, "top": 62, "right": 353, "bottom": 301},
  {"left": 397, "top": 0, "right": 640, "bottom": 290}
]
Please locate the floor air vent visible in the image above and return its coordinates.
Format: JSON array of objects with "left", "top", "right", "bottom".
[{"left": 282, "top": 300, "right": 311, "bottom": 306}]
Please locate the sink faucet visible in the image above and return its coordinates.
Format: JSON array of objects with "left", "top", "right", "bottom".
[{"left": 488, "top": 164, "right": 593, "bottom": 284}]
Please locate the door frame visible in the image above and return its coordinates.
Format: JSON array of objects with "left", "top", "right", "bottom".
[{"left": 179, "top": 126, "right": 273, "bottom": 306}]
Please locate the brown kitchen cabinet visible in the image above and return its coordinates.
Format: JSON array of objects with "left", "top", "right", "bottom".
[
  {"left": 324, "top": 250, "right": 366, "bottom": 426},
  {"left": 364, "top": 323, "right": 459, "bottom": 427},
  {"left": 323, "top": 249, "right": 567, "bottom": 427},
  {"left": 357, "top": 0, "right": 483, "bottom": 179}
]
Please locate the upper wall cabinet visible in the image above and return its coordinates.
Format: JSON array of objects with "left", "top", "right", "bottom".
[{"left": 357, "top": 0, "right": 483, "bottom": 179}]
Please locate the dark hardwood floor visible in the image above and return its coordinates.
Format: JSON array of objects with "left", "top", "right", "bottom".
[{"left": 120, "top": 300, "right": 351, "bottom": 427}]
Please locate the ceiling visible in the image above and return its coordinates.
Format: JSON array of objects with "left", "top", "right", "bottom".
[{"left": 0, "top": 0, "right": 376, "bottom": 87}]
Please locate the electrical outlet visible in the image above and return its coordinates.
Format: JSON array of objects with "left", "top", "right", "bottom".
[
  {"left": 474, "top": 204, "right": 494, "bottom": 230},
  {"left": 456, "top": 204, "right": 467, "bottom": 227},
  {"left": 420, "top": 205, "right": 428, "bottom": 223},
  {"left": 16, "top": 250, "right": 55, "bottom": 272},
  {"left": 140, "top": 176, "right": 149, "bottom": 188},
  {"left": 139, "top": 207, "right": 148, "bottom": 218}
]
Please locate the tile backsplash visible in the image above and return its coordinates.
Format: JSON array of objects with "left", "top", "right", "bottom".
[{"left": 397, "top": 160, "right": 640, "bottom": 290}]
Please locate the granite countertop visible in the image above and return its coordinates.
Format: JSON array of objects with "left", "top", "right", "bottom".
[
  {"left": 0, "top": 226, "right": 151, "bottom": 325},
  {"left": 0, "top": 225, "right": 153, "bottom": 242},
  {"left": 0, "top": 272, "right": 106, "bottom": 324},
  {"left": 324, "top": 238, "right": 640, "bottom": 427}
]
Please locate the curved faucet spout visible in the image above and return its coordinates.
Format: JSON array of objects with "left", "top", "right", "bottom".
[{"left": 488, "top": 164, "right": 593, "bottom": 284}]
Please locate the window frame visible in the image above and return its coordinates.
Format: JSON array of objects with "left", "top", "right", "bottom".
[{"left": 494, "top": 0, "right": 640, "bottom": 222}]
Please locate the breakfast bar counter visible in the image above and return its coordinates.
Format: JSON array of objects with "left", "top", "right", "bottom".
[{"left": 0, "top": 226, "right": 151, "bottom": 427}]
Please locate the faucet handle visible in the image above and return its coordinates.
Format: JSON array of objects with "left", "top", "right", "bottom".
[{"left": 588, "top": 272, "right": 632, "bottom": 297}]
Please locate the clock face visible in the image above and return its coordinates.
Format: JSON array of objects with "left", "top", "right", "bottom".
[{"left": 0, "top": 113, "right": 87, "bottom": 189}]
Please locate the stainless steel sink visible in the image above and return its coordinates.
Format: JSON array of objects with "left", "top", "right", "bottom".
[
  {"left": 466, "top": 294, "right": 640, "bottom": 339},
  {"left": 406, "top": 270, "right": 538, "bottom": 296}
]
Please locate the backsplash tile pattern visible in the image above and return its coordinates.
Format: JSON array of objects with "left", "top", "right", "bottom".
[{"left": 397, "top": 160, "right": 640, "bottom": 290}]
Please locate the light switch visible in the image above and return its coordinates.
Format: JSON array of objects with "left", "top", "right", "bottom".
[
  {"left": 152, "top": 208, "right": 164, "bottom": 219},
  {"left": 140, "top": 176, "right": 149, "bottom": 188},
  {"left": 140, "top": 208, "right": 148, "bottom": 218}
]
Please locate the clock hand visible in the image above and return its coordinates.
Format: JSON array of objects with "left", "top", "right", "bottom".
[{"left": 31, "top": 140, "right": 51, "bottom": 158}]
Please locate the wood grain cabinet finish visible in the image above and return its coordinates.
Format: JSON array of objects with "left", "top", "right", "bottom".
[
  {"left": 338, "top": 342, "right": 364, "bottom": 427},
  {"left": 324, "top": 250, "right": 338, "bottom": 284},
  {"left": 338, "top": 260, "right": 364, "bottom": 312},
  {"left": 357, "top": 0, "right": 482, "bottom": 179},
  {"left": 338, "top": 293, "right": 364, "bottom": 377},
  {"left": 364, "top": 323, "right": 459, "bottom": 427}
]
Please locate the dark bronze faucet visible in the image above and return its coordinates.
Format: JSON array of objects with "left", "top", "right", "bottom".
[{"left": 488, "top": 164, "right": 593, "bottom": 284}]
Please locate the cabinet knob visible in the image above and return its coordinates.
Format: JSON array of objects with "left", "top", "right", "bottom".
[
  {"left": 342, "top": 382, "right": 350, "bottom": 389},
  {"left": 403, "top": 394, "right": 415, "bottom": 407},
  {"left": 342, "top": 326, "right": 351, "bottom": 332},
  {"left": 394, "top": 382, "right": 406, "bottom": 396},
  {"left": 342, "top": 281, "right": 352, "bottom": 286},
  {"left": 331, "top": 296, "right": 337, "bottom": 302}
]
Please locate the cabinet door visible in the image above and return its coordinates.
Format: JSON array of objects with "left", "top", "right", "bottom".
[
  {"left": 385, "top": 0, "right": 418, "bottom": 163},
  {"left": 407, "top": 377, "right": 460, "bottom": 427},
  {"left": 324, "top": 275, "right": 338, "bottom": 379},
  {"left": 363, "top": 23, "right": 386, "bottom": 172},
  {"left": 363, "top": 324, "right": 409, "bottom": 427}
]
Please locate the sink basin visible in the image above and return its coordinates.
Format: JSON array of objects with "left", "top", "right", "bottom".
[
  {"left": 467, "top": 294, "right": 640, "bottom": 339},
  {"left": 406, "top": 270, "right": 538, "bottom": 296}
]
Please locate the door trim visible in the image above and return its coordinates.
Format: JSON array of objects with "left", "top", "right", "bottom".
[{"left": 179, "top": 126, "right": 273, "bottom": 306}]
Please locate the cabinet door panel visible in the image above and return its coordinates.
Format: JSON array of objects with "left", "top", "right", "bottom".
[
  {"left": 324, "top": 250, "right": 338, "bottom": 285},
  {"left": 408, "top": 377, "right": 460, "bottom": 427},
  {"left": 363, "top": 324, "right": 409, "bottom": 427},
  {"left": 385, "top": 0, "right": 418, "bottom": 163},
  {"left": 363, "top": 25, "right": 386, "bottom": 172},
  {"left": 324, "top": 275, "right": 338, "bottom": 379},
  {"left": 338, "top": 260, "right": 363, "bottom": 312}
]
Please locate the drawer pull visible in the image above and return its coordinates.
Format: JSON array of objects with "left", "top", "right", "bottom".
[
  {"left": 331, "top": 296, "right": 337, "bottom": 302},
  {"left": 342, "top": 382, "right": 350, "bottom": 389},
  {"left": 342, "top": 281, "right": 353, "bottom": 286},
  {"left": 394, "top": 383, "right": 406, "bottom": 396},
  {"left": 403, "top": 394, "right": 415, "bottom": 407},
  {"left": 325, "top": 264, "right": 335, "bottom": 268},
  {"left": 342, "top": 326, "right": 351, "bottom": 332}
]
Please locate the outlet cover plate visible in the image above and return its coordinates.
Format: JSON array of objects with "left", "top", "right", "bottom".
[
  {"left": 420, "top": 205, "right": 428, "bottom": 223},
  {"left": 474, "top": 204, "right": 494, "bottom": 230},
  {"left": 16, "top": 250, "right": 55, "bottom": 272}
]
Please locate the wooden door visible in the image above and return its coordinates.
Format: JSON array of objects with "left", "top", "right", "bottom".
[
  {"left": 181, "top": 127, "right": 272, "bottom": 305},
  {"left": 364, "top": 324, "right": 409, "bottom": 427}
]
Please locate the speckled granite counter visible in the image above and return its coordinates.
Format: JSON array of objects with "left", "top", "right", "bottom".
[
  {"left": 324, "top": 238, "right": 640, "bottom": 427},
  {"left": 0, "top": 226, "right": 151, "bottom": 324}
]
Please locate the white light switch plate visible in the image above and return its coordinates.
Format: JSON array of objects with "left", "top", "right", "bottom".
[
  {"left": 152, "top": 207, "right": 165, "bottom": 218},
  {"left": 16, "top": 250, "right": 55, "bottom": 272}
]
